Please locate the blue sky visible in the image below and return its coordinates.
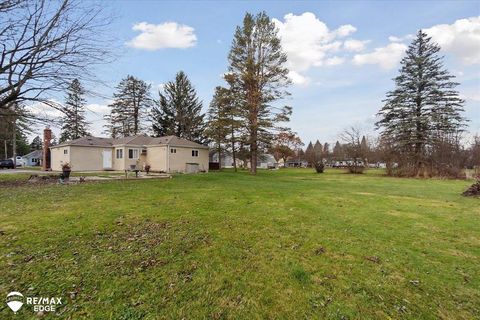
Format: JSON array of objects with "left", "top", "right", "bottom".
[{"left": 34, "top": 1, "right": 480, "bottom": 145}]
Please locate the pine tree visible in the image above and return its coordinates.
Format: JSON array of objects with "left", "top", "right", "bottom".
[
  {"left": 227, "top": 12, "right": 291, "bottom": 175},
  {"left": 376, "top": 30, "right": 466, "bottom": 175},
  {"left": 333, "top": 141, "right": 344, "bottom": 160},
  {"left": 323, "top": 142, "right": 330, "bottom": 161},
  {"left": 205, "top": 86, "right": 231, "bottom": 168},
  {"left": 305, "top": 142, "right": 314, "bottom": 166},
  {"left": 106, "top": 75, "right": 152, "bottom": 138},
  {"left": 60, "top": 79, "right": 90, "bottom": 143},
  {"left": 30, "top": 136, "right": 42, "bottom": 150},
  {"left": 313, "top": 140, "right": 323, "bottom": 161},
  {"left": 151, "top": 71, "right": 206, "bottom": 143}
]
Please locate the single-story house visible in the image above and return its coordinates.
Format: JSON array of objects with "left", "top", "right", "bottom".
[
  {"left": 50, "top": 135, "right": 209, "bottom": 173},
  {"left": 22, "top": 150, "right": 42, "bottom": 166},
  {"left": 209, "top": 152, "right": 278, "bottom": 169}
]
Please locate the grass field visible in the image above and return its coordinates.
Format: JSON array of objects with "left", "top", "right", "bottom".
[{"left": 0, "top": 169, "right": 479, "bottom": 319}]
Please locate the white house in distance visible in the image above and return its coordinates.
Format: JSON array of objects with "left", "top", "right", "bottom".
[{"left": 49, "top": 135, "right": 209, "bottom": 173}]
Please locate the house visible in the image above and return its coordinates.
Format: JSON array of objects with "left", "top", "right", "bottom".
[
  {"left": 22, "top": 150, "right": 42, "bottom": 166},
  {"left": 209, "top": 151, "right": 245, "bottom": 168},
  {"left": 49, "top": 135, "right": 209, "bottom": 173},
  {"left": 209, "top": 152, "right": 278, "bottom": 169}
]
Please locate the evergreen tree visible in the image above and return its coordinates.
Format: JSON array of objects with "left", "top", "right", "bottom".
[
  {"left": 333, "top": 141, "right": 344, "bottom": 160},
  {"left": 227, "top": 12, "right": 291, "bottom": 174},
  {"left": 305, "top": 142, "right": 314, "bottom": 166},
  {"left": 376, "top": 30, "right": 466, "bottom": 175},
  {"left": 313, "top": 140, "right": 323, "bottom": 161},
  {"left": 151, "top": 71, "right": 206, "bottom": 143},
  {"left": 205, "top": 86, "right": 231, "bottom": 168},
  {"left": 323, "top": 142, "right": 330, "bottom": 161},
  {"left": 106, "top": 75, "right": 152, "bottom": 138},
  {"left": 30, "top": 136, "right": 42, "bottom": 150},
  {"left": 60, "top": 79, "right": 90, "bottom": 143}
]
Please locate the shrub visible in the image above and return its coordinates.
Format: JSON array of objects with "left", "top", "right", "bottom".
[
  {"left": 313, "top": 161, "right": 324, "bottom": 173},
  {"left": 347, "top": 164, "right": 365, "bottom": 174}
]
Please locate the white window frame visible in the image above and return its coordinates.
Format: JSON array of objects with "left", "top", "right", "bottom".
[
  {"left": 116, "top": 149, "right": 123, "bottom": 159},
  {"left": 63, "top": 149, "right": 68, "bottom": 155},
  {"left": 170, "top": 148, "right": 176, "bottom": 154},
  {"left": 128, "top": 148, "right": 139, "bottom": 159},
  {"left": 192, "top": 150, "right": 199, "bottom": 157}
]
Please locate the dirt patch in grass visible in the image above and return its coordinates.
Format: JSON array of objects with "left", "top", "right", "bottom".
[
  {"left": 462, "top": 180, "right": 480, "bottom": 197},
  {"left": 83, "top": 220, "right": 212, "bottom": 274}
]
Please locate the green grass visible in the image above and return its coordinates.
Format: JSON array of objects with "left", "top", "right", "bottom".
[{"left": 0, "top": 169, "right": 478, "bottom": 319}]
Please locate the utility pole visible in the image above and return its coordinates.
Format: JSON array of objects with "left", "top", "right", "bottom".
[
  {"left": 12, "top": 119, "right": 16, "bottom": 169},
  {"left": 4, "top": 140, "right": 7, "bottom": 160}
]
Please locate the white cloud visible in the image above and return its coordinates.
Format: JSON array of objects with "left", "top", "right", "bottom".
[
  {"left": 273, "top": 12, "right": 367, "bottom": 85},
  {"left": 325, "top": 56, "right": 345, "bottom": 66},
  {"left": 126, "top": 22, "right": 197, "bottom": 50},
  {"left": 388, "top": 34, "right": 414, "bottom": 43},
  {"left": 353, "top": 43, "right": 407, "bottom": 70},
  {"left": 335, "top": 24, "right": 357, "bottom": 37},
  {"left": 86, "top": 103, "right": 110, "bottom": 114},
  {"left": 288, "top": 70, "right": 310, "bottom": 86},
  {"left": 344, "top": 39, "right": 369, "bottom": 52},
  {"left": 424, "top": 16, "right": 480, "bottom": 65},
  {"left": 26, "top": 101, "right": 63, "bottom": 118}
]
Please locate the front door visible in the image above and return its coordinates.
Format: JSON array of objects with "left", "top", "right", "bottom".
[{"left": 102, "top": 149, "right": 112, "bottom": 169}]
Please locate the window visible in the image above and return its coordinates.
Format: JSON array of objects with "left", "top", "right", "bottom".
[
  {"left": 63, "top": 149, "right": 68, "bottom": 155},
  {"left": 192, "top": 150, "right": 199, "bottom": 157},
  {"left": 128, "top": 149, "right": 139, "bottom": 159},
  {"left": 116, "top": 149, "right": 123, "bottom": 159},
  {"left": 170, "top": 148, "right": 176, "bottom": 154}
]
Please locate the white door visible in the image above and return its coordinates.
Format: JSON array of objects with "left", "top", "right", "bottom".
[{"left": 102, "top": 150, "right": 112, "bottom": 169}]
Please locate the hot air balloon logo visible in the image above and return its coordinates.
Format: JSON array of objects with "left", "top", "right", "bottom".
[{"left": 6, "top": 292, "right": 24, "bottom": 313}]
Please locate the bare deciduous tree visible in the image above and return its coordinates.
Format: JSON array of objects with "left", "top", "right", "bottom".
[{"left": 0, "top": 0, "right": 112, "bottom": 113}]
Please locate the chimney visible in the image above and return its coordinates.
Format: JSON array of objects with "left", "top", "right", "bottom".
[{"left": 42, "top": 126, "right": 52, "bottom": 171}]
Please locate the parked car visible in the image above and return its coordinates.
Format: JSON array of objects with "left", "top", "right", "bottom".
[
  {"left": 10, "top": 156, "right": 24, "bottom": 167},
  {"left": 0, "top": 159, "right": 15, "bottom": 169}
]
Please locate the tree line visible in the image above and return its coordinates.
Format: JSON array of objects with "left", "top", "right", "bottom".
[{"left": 1, "top": 1, "right": 476, "bottom": 177}]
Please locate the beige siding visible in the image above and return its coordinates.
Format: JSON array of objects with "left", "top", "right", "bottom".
[
  {"left": 113, "top": 147, "right": 126, "bottom": 171},
  {"left": 146, "top": 146, "right": 167, "bottom": 172},
  {"left": 167, "top": 146, "right": 209, "bottom": 173},
  {"left": 69, "top": 146, "right": 105, "bottom": 171},
  {"left": 50, "top": 146, "right": 71, "bottom": 171},
  {"left": 124, "top": 146, "right": 142, "bottom": 170}
]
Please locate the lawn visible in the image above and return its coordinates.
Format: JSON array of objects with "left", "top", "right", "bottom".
[{"left": 0, "top": 169, "right": 478, "bottom": 319}]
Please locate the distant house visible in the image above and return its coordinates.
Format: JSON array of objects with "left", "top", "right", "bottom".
[
  {"left": 209, "top": 152, "right": 245, "bottom": 168},
  {"left": 22, "top": 150, "right": 42, "bottom": 166},
  {"left": 209, "top": 152, "right": 278, "bottom": 169},
  {"left": 284, "top": 159, "right": 308, "bottom": 168},
  {"left": 49, "top": 135, "right": 209, "bottom": 173}
]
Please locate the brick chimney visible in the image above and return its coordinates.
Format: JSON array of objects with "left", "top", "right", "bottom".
[{"left": 42, "top": 126, "right": 52, "bottom": 171}]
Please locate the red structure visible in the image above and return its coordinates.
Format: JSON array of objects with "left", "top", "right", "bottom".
[{"left": 42, "top": 127, "right": 52, "bottom": 171}]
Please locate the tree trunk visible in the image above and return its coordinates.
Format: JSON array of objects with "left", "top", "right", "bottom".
[
  {"left": 12, "top": 120, "right": 16, "bottom": 169},
  {"left": 217, "top": 142, "right": 222, "bottom": 170},
  {"left": 231, "top": 125, "right": 237, "bottom": 172}
]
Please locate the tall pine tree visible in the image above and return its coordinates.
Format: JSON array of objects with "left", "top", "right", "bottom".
[
  {"left": 376, "top": 30, "right": 466, "bottom": 176},
  {"left": 227, "top": 12, "right": 291, "bottom": 174},
  {"left": 106, "top": 75, "right": 152, "bottom": 138},
  {"left": 151, "top": 71, "right": 206, "bottom": 143},
  {"left": 60, "top": 79, "right": 90, "bottom": 143}
]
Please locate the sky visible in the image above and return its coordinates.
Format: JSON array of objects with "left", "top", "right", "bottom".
[{"left": 30, "top": 0, "right": 480, "bottom": 145}]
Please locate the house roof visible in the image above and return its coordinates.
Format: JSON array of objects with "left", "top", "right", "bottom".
[
  {"left": 22, "top": 150, "right": 42, "bottom": 159},
  {"left": 51, "top": 135, "right": 208, "bottom": 149}
]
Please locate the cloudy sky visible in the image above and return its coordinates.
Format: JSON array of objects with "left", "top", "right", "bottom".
[{"left": 30, "top": 0, "right": 479, "bottom": 145}]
